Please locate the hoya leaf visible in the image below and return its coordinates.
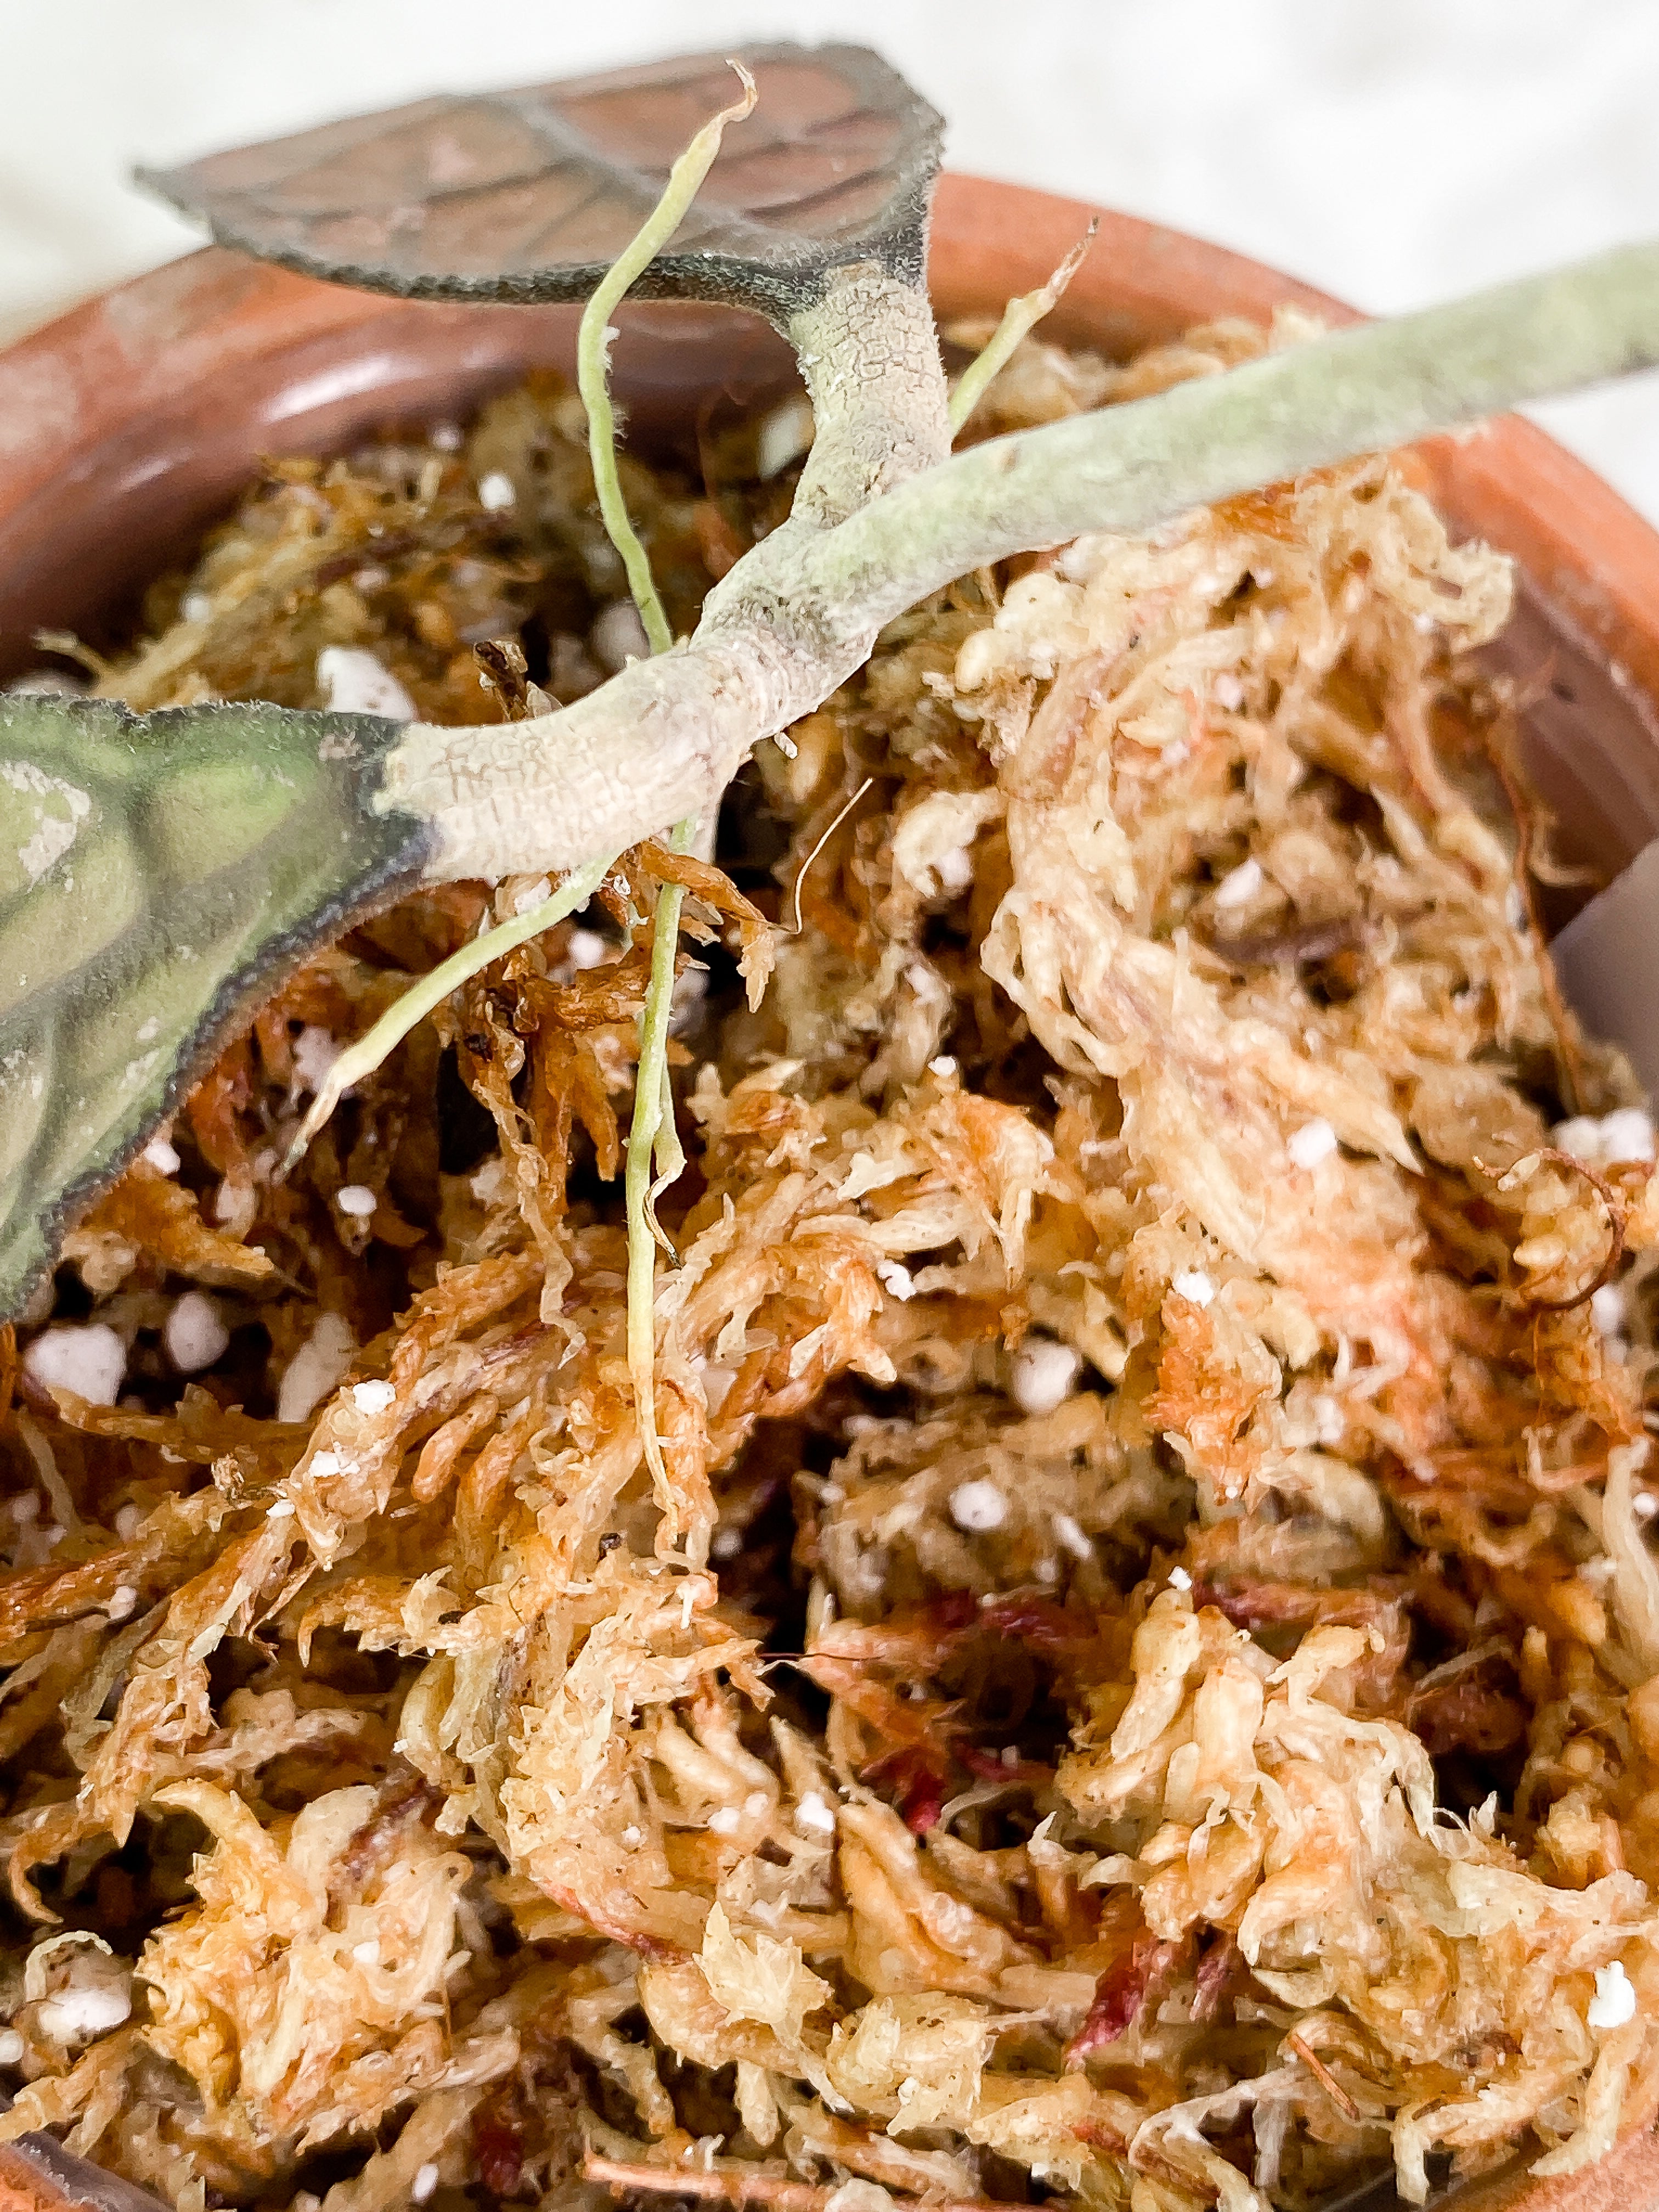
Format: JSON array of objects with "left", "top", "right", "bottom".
[
  {"left": 139, "top": 42, "right": 943, "bottom": 321},
  {"left": 0, "top": 696, "right": 430, "bottom": 1319}
]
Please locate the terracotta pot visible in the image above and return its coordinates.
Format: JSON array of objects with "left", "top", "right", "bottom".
[{"left": 0, "top": 170, "right": 1656, "bottom": 2212}]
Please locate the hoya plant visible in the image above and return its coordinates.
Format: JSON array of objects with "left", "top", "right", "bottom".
[{"left": 3, "top": 35, "right": 1659, "bottom": 1343}]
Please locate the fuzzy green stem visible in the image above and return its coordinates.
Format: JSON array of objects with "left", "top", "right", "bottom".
[{"left": 577, "top": 64, "right": 757, "bottom": 655}]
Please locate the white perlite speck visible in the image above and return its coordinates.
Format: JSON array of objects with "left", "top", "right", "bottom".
[
  {"left": 0, "top": 2029, "right": 21, "bottom": 2065},
  {"left": 23, "top": 1323, "right": 125, "bottom": 1408},
  {"left": 709, "top": 1806, "right": 740, "bottom": 1836},
  {"left": 795, "top": 1792, "right": 837, "bottom": 1834},
  {"left": 476, "top": 470, "right": 516, "bottom": 510},
  {"left": 755, "top": 392, "right": 816, "bottom": 481},
  {"left": 164, "top": 1290, "right": 228, "bottom": 1375},
  {"left": 1213, "top": 856, "right": 1263, "bottom": 911},
  {"left": 1011, "top": 1335, "right": 1082, "bottom": 1417},
  {"left": 1172, "top": 1267, "right": 1215, "bottom": 1307},
  {"left": 949, "top": 1479, "right": 1008, "bottom": 1533},
  {"left": 568, "top": 928, "right": 610, "bottom": 970},
  {"left": 291, "top": 1024, "right": 342, "bottom": 1096},
  {"left": 1553, "top": 1108, "right": 1656, "bottom": 1169},
  {"left": 316, "top": 647, "right": 416, "bottom": 721},
  {"left": 1288, "top": 1117, "right": 1338, "bottom": 1169},
  {"left": 1588, "top": 1960, "right": 1637, "bottom": 2029},
  {"left": 1591, "top": 1283, "right": 1627, "bottom": 1339},
  {"left": 1169, "top": 1565, "right": 1193, "bottom": 1590},
  {"left": 1052, "top": 1511, "right": 1093, "bottom": 1560},
  {"left": 413, "top": 2166, "right": 439, "bottom": 2206},
  {"left": 1213, "top": 672, "right": 1245, "bottom": 712},
  {"left": 352, "top": 1379, "right": 396, "bottom": 1416},
  {"left": 37, "top": 1979, "right": 131, "bottom": 2046},
  {"left": 142, "top": 1136, "right": 180, "bottom": 1175},
  {"left": 877, "top": 1260, "right": 917, "bottom": 1302},
  {"left": 336, "top": 1183, "right": 377, "bottom": 1218}
]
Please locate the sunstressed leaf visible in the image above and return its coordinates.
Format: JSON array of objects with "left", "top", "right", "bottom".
[
  {"left": 139, "top": 42, "right": 943, "bottom": 319},
  {"left": 0, "top": 697, "right": 430, "bottom": 1318}
]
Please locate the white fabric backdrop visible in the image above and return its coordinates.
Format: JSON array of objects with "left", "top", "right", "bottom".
[{"left": 7, "top": 1, "right": 1659, "bottom": 514}]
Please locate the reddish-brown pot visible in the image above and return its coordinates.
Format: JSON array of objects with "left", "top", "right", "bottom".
[{"left": 0, "top": 171, "right": 1656, "bottom": 2212}]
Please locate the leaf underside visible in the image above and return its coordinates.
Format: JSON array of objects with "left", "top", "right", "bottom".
[
  {"left": 139, "top": 42, "right": 944, "bottom": 320},
  {"left": 0, "top": 697, "right": 429, "bottom": 1319}
]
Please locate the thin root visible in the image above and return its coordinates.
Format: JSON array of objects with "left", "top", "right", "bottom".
[
  {"left": 1285, "top": 2031, "right": 1362, "bottom": 2123},
  {"left": 787, "top": 776, "right": 875, "bottom": 936}
]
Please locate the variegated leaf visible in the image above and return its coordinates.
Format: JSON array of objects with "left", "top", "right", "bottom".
[{"left": 0, "top": 696, "right": 428, "bottom": 1318}]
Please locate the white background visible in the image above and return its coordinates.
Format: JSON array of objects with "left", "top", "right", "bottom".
[{"left": 7, "top": 2, "right": 1659, "bottom": 516}]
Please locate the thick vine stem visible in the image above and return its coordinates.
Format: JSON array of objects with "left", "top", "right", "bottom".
[
  {"left": 381, "top": 258, "right": 951, "bottom": 874},
  {"left": 379, "top": 239, "right": 1659, "bottom": 882},
  {"left": 785, "top": 263, "right": 953, "bottom": 526}
]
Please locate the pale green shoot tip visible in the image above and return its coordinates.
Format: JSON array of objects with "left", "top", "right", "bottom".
[
  {"left": 577, "top": 60, "right": 758, "bottom": 658},
  {"left": 946, "top": 218, "right": 1098, "bottom": 436}
]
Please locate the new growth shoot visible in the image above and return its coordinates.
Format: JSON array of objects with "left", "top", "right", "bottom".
[
  {"left": 582, "top": 64, "right": 757, "bottom": 1510},
  {"left": 946, "top": 220, "right": 1098, "bottom": 436},
  {"left": 577, "top": 63, "right": 757, "bottom": 657}
]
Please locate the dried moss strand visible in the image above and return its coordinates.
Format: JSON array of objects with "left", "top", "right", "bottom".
[
  {"left": 627, "top": 823, "right": 693, "bottom": 1509},
  {"left": 279, "top": 856, "right": 611, "bottom": 1175},
  {"left": 577, "top": 64, "right": 758, "bottom": 655},
  {"left": 946, "top": 219, "right": 1097, "bottom": 435}
]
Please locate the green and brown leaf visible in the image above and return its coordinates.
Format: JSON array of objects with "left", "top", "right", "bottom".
[{"left": 0, "top": 695, "right": 428, "bottom": 1317}]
